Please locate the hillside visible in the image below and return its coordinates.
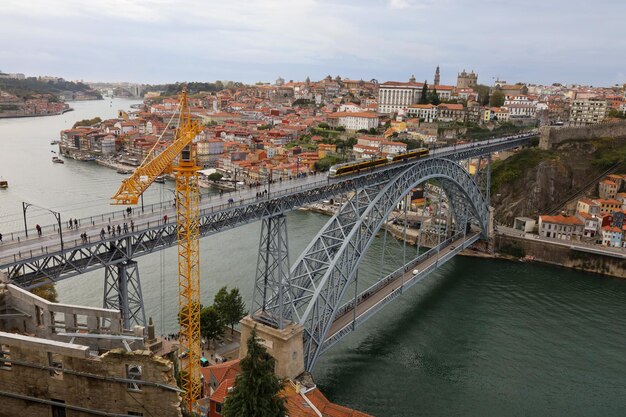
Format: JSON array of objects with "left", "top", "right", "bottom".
[
  {"left": 490, "top": 137, "right": 626, "bottom": 223},
  {"left": 0, "top": 77, "right": 101, "bottom": 100}
]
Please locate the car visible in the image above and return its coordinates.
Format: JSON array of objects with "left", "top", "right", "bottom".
[
  {"left": 449, "top": 245, "right": 456, "bottom": 250},
  {"left": 412, "top": 269, "right": 419, "bottom": 275}
]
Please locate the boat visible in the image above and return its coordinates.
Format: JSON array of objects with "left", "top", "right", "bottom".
[
  {"left": 0, "top": 178, "right": 7, "bottom": 189},
  {"left": 154, "top": 175, "right": 166, "bottom": 184},
  {"left": 50, "top": 140, "right": 60, "bottom": 145},
  {"left": 117, "top": 168, "right": 132, "bottom": 174},
  {"left": 52, "top": 156, "right": 64, "bottom": 164}
]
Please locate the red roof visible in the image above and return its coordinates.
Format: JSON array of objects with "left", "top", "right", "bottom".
[
  {"left": 210, "top": 377, "right": 236, "bottom": 404},
  {"left": 539, "top": 214, "right": 584, "bottom": 226}
]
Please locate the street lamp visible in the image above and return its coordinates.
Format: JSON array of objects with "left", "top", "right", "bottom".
[
  {"left": 296, "top": 158, "right": 300, "bottom": 177},
  {"left": 22, "top": 202, "right": 64, "bottom": 252}
]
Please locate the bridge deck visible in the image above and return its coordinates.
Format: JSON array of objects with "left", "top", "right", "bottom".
[
  {"left": 1, "top": 133, "right": 534, "bottom": 282},
  {"left": 323, "top": 231, "right": 481, "bottom": 349}
]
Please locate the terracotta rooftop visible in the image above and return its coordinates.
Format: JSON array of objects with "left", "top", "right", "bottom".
[{"left": 539, "top": 214, "right": 584, "bottom": 225}]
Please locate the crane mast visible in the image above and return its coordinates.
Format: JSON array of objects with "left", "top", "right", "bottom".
[{"left": 111, "top": 89, "right": 202, "bottom": 410}]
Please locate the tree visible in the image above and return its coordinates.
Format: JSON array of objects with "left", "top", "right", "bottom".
[
  {"left": 419, "top": 82, "right": 429, "bottom": 104},
  {"left": 368, "top": 127, "right": 378, "bottom": 135},
  {"left": 208, "top": 172, "right": 223, "bottom": 182},
  {"left": 30, "top": 283, "right": 58, "bottom": 302},
  {"left": 200, "top": 305, "right": 224, "bottom": 348},
  {"left": 474, "top": 84, "right": 491, "bottom": 106},
  {"left": 428, "top": 89, "right": 440, "bottom": 105},
  {"left": 318, "top": 122, "right": 330, "bottom": 130},
  {"left": 73, "top": 117, "right": 102, "bottom": 128},
  {"left": 490, "top": 90, "right": 505, "bottom": 107},
  {"left": 214, "top": 287, "right": 247, "bottom": 334},
  {"left": 222, "top": 327, "right": 286, "bottom": 417}
]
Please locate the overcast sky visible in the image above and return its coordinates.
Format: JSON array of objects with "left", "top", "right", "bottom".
[{"left": 1, "top": 0, "right": 624, "bottom": 86}]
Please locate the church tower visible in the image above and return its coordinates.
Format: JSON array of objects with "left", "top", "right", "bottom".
[{"left": 434, "top": 66, "right": 440, "bottom": 86}]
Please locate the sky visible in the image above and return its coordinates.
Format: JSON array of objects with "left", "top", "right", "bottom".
[{"left": 0, "top": 0, "right": 625, "bottom": 86}]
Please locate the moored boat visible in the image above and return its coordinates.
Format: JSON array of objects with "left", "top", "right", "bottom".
[
  {"left": 0, "top": 178, "right": 8, "bottom": 189},
  {"left": 52, "top": 156, "right": 64, "bottom": 164}
]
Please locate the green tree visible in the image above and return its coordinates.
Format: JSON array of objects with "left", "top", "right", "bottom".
[
  {"left": 427, "top": 89, "right": 440, "bottom": 105},
  {"left": 490, "top": 90, "right": 505, "bottom": 107},
  {"left": 222, "top": 327, "right": 286, "bottom": 417},
  {"left": 419, "top": 82, "right": 429, "bottom": 104},
  {"left": 608, "top": 109, "right": 626, "bottom": 119},
  {"left": 318, "top": 122, "right": 330, "bottom": 129},
  {"left": 200, "top": 305, "right": 224, "bottom": 348},
  {"left": 214, "top": 287, "right": 247, "bottom": 334},
  {"left": 368, "top": 127, "right": 378, "bottom": 135},
  {"left": 73, "top": 117, "right": 102, "bottom": 128},
  {"left": 474, "top": 84, "right": 491, "bottom": 106},
  {"left": 208, "top": 172, "right": 223, "bottom": 182}
]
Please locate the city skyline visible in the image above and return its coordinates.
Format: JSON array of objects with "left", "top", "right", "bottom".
[{"left": 1, "top": 0, "right": 625, "bottom": 86}]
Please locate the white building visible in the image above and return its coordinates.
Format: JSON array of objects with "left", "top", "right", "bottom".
[
  {"left": 569, "top": 98, "right": 608, "bottom": 125},
  {"left": 327, "top": 112, "right": 379, "bottom": 131},
  {"left": 377, "top": 80, "right": 424, "bottom": 114},
  {"left": 538, "top": 214, "right": 584, "bottom": 240},
  {"left": 503, "top": 103, "right": 537, "bottom": 118},
  {"left": 407, "top": 104, "right": 437, "bottom": 122}
]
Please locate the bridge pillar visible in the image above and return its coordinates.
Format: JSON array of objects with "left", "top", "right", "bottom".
[
  {"left": 103, "top": 260, "right": 146, "bottom": 330},
  {"left": 251, "top": 214, "right": 291, "bottom": 329},
  {"left": 239, "top": 315, "right": 305, "bottom": 379}
]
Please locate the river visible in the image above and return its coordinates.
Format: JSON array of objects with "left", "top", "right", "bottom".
[{"left": 1, "top": 99, "right": 625, "bottom": 417}]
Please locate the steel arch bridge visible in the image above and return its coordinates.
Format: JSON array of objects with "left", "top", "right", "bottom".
[{"left": 252, "top": 157, "right": 490, "bottom": 370}]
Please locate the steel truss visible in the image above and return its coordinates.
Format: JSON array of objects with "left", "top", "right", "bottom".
[
  {"left": 262, "top": 158, "right": 489, "bottom": 371},
  {"left": 251, "top": 214, "right": 291, "bottom": 329},
  {"left": 3, "top": 134, "right": 532, "bottom": 287},
  {"left": 103, "top": 259, "right": 146, "bottom": 330}
]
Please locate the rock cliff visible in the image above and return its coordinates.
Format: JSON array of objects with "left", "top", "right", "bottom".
[{"left": 490, "top": 137, "right": 626, "bottom": 223}]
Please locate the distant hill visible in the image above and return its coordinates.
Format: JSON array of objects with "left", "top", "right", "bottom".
[{"left": 0, "top": 77, "right": 102, "bottom": 100}]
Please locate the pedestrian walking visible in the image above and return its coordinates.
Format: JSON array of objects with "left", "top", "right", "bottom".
[
  {"left": 123, "top": 223, "right": 128, "bottom": 233},
  {"left": 130, "top": 220, "right": 134, "bottom": 232},
  {"left": 36, "top": 224, "right": 42, "bottom": 237},
  {"left": 107, "top": 225, "right": 111, "bottom": 234},
  {"left": 100, "top": 228, "right": 105, "bottom": 240},
  {"left": 163, "top": 214, "right": 168, "bottom": 224},
  {"left": 0, "top": 232, "right": 2, "bottom": 242},
  {"left": 126, "top": 207, "right": 132, "bottom": 217},
  {"left": 68, "top": 218, "right": 73, "bottom": 229},
  {"left": 117, "top": 225, "right": 121, "bottom": 235},
  {"left": 74, "top": 219, "right": 78, "bottom": 228}
]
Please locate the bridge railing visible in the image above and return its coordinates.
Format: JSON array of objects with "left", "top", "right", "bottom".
[{"left": 333, "top": 231, "right": 464, "bottom": 320}]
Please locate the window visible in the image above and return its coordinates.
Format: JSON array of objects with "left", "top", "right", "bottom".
[
  {"left": 215, "top": 403, "right": 222, "bottom": 414},
  {"left": 51, "top": 399, "right": 66, "bottom": 417},
  {"left": 126, "top": 364, "right": 142, "bottom": 391},
  {"left": 0, "top": 344, "right": 11, "bottom": 370},
  {"left": 48, "top": 352, "right": 63, "bottom": 379}
]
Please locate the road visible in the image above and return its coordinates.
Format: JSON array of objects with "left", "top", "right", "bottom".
[{"left": 327, "top": 232, "right": 480, "bottom": 339}]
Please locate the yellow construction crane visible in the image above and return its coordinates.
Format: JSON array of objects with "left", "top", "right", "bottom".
[{"left": 111, "top": 88, "right": 203, "bottom": 410}]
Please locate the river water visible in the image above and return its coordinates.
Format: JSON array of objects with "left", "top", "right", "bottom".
[{"left": 1, "top": 99, "right": 625, "bottom": 416}]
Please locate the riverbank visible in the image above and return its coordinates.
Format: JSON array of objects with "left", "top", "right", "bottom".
[
  {"left": 0, "top": 107, "right": 73, "bottom": 119},
  {"left": 302, "top": 201, "right": 626, "bottom": 278}
]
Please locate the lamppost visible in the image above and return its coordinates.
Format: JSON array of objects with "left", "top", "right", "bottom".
[
  {"left": 296, "top": 157, "right": 301, "bottom": 178},
  {"left": 22, "top": 202, "right": 64, "bottom": 252}
]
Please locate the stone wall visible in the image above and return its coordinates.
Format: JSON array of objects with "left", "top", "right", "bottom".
[
  {"left": 539, "top": 121, "right": 626, "bottom": 150},
  {"left": 0, "top": 332, "right": 181, "bottom": 417},
  {"left": 495, "top": 234, "right": 626, "bottom": 278}
]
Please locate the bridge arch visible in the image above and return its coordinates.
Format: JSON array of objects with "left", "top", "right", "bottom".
[{"left": 280, "top": 158, "right": 488, "bottom": 370}]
